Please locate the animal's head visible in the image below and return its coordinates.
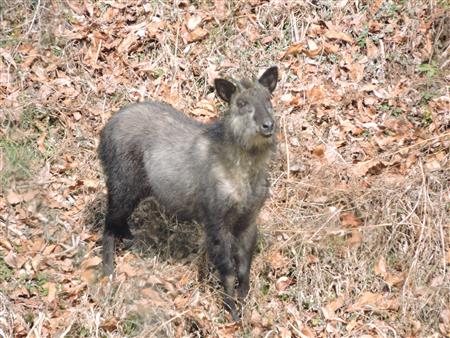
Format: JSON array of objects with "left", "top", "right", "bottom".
[{"left": 215, "top": 66, "right": 278, "bottom": 151}]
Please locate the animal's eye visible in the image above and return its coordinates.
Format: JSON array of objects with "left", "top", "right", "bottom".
[{"left": 237, "top": 99, "right": 248, "bottom": 108}]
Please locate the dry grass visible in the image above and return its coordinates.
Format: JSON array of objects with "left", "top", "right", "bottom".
[{"left": 0, "top": 0, "right": 449, "bottom": 337}]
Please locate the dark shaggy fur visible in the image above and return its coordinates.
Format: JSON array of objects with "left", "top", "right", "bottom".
[{"left": 98, "top": 66, "right": 278, "bottom": 320}]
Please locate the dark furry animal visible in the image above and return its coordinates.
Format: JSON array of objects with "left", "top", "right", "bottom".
[{"left": 98, "top": 66, "right": 278, "bottom": 320}]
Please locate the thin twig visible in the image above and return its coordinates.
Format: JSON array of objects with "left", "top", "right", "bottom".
[
  {"left": 25, "top": 0, "right": 41, "bottom": 36},
  {"left": 282, "top": 115, "right": 290, "bottom": 180}
]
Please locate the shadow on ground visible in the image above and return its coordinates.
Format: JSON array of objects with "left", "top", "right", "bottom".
[{"left": 82, "top": 193, "right": 205, "bottom": 266}]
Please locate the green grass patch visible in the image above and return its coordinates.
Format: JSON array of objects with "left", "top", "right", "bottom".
[
  {"left": 67, "top": 323, "right": 91, "bottom": 337},
  {"left": 24, "top": 272, "right": 50, "bottom": 297},
  {"left": 1, "top": 106, "right": 61, "bottom": 188},
  {"left": 421, "top": 109, "right": 433, "bottom": 127},
  {"left": 122, "top": 313, "right": 144, "bottom": 337},
  {"left": 0, "top": 257, "right": 14, "bottom": 282},
  {"left": 19, "top": 107, "right": 44, "bottom": 130},
  {"left": 420, "top": 91, "right": 434, "bottom": 104},
  {"left": 0, "top": 137, "right": 41, "bottom": 187},
  {"left": 356, "top": 28, "right": 369, "bottom": 48},
  {"left": 377, "top": 104, "right": 403, "bottom": 117},
  {"left": 418, "top": 61, "right": 439, "bottom": 78},
  {"left": 260, "top": 282, "right": 270, "bottom": 296}
]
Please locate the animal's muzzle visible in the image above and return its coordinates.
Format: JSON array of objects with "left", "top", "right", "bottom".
[{"left": 260, "top": 120, "right": 274, "bottom": 136}]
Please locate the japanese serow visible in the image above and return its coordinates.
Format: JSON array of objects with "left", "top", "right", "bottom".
[{"left": 98, "top": 66, "right": 278, "bottom": 320}]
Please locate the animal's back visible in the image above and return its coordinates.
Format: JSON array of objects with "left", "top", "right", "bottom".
[
  {"left": 100, "top": 101, "right": 202, "bottom": 154},
  {"left": 99, "top": 101, "right": 213, "bottom": 219}
]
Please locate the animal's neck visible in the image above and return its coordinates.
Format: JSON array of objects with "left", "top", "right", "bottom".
[
  {"left": 209, "top": 121, "right": 271, "bottom": 175},
  {"left": 225, "top": 142, "right": 269, "bottom": 169}
]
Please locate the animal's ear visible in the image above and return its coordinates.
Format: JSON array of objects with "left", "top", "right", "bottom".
[
  {"left": 258, "top": 66, "right": 278, "bottom": 93},
  {"left": 214, "top": 79, "right": 236, "bottom": 103}
]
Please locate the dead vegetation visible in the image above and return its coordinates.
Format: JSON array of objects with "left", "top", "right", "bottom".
[{"left": 0, "top": 0, "right": 449, "bottom": 337}]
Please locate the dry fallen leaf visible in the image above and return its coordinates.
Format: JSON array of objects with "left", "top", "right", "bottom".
[
  {"left": 348, "top": 63, "right": 365, "bottom": 82},
  {"left": 101, "top": 317, "right": 118, "bottom": 332},
  {"left": 31, "top": 253, "right": 44, "bottom": 272},
  {"left": 304, "top": 40, "right": 321, "bottom": 58},
  {"left": 366, "top": 38, "right": 379, "bottom": 58},
  {"left": 267, "top": 251, "right": 290, "bottom": 271},
  {"left": 37, "top": 132, "right": 47, "bottom": 153},
  {"left": 325, "top": 29, "right": 354, "bottom": 44},
  {"left": 118, "top": 34, "right": 139, "bottom": 54},
  {"left": 6, "top": 190, "right": 23, "bottom": 204},
  {"left": 275, "top": 276, "right": 294, "bottom": 292},
  {"left": 323, "top": 42, "right": 339, "bottom": 54},
  {"left": 84, "top": 0, "right": 94, "bottom": 16},
  {"left": 22, "top": 190, "right": 39, "bottom": 202},
  {"left": 0, "top": 239, "right": 13, "bottom": 251},
  {"left": 191, "top": 99, "right": 216, "bottom": 118},
  {"left": 440, "top": 309, "right": 450, "bottom": 336},
  {"left": 277, "top": 326, "right": 292, "bottom": 338},
  {"left": 4, "top": 251, "right": 28, "bottom": 269},
  {"left": 340, "top": 212, "right": 362, "bottom": 228},
  {"left": 281, "top": 42, "right": 304, "bottom": 59},
  {"left": 306, "top": 254, "right": 319, "bottom": 265},
  {"left": 182, "top": 26, "right": 208, "bottom": 43},
  {"left": 346, "top": 230, "right": 363, "bottom": 250},
  {"left": 347, "top": 292, "right": 399, "bottom": 312},
  {"left": 322, "top": 295, "right": 345, "bottom": 320},
  {"left": 83, "top": 179, "right": 99, "bottom": 189},
  {"left": 141, "top": 287, "right": 168, "bottom": 307},
  {"left": 374, "top": 256, "right": 387, "bottom": 276},
  {"left": 4, "top": 251, "right": 19, "bottom": 268},
  {"left": 80, "top": 256, "right": 102, "bottom": 269},
  {"left": 117, "top": 262, "right": 139, "bottom": 277},
  {"left": 312, "top": 144, "right": 325, "bottom": 158},
  {"left": 44, "top": 282, "right": 58, "bottom": 303},
  {"left": 298, "top": 324, "right": 315, "bottom": 338},
  {"left": 216, "top": 322, "right": 241, "bottom": 337},
  {"left": 373, "top": 256, "right": 406, "bottom": 287},
  {"left": 80, "top": 269, "right": 97, "bottom": 284},
  {"left": 340, "top": 119, "right": 364, "bottom": 135},
  {"left": 306, "top": 85, "right": 326, "bottom": 104},
  {"left": 370, "top": 0, "right": 384, "bottom": 15},
  {"left": 214, "top": 0, "right": 228, "bottom": 21},
  {"left": 384, "top": 271, "right": 406, "bottom": 288},
  {"left": 187, "top": 15, "right": 202, "bottom": 31},
  {"left": 350, "top": 159, "right": 382, "bottom": 178}
]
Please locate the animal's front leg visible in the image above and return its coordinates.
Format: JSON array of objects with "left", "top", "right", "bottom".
[
  {"left": 234, "top": 222, "right": 258, "bottom": 300},
  {"left": 205, "top": 226, "right": 239, "bottom": 321}
]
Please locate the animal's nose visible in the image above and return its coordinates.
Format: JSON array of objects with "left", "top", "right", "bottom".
[{"left": 260, "top": 120, "right": 274, "bottom": 136}]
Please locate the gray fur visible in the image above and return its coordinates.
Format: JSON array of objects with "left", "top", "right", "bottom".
[{"left": 98, "top": 66, "right": 278, "bottom": 321}]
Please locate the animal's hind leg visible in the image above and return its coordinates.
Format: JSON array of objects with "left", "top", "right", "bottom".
[
  {"left": 102, "top": 183, "right": 148, "bottom": 275},
  {"left": 102, "top": 225, "right": 116, "bottom": 276},
  {"left": 102, "top": 205, "right": 133, "bottom": 275},
  {"left": 105, "top": 194, "right": 135, "bottom": 238}
]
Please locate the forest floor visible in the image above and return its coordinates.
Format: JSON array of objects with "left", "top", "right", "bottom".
[{"left": 0, "top": 0, "right": 449, "bottom": 337}]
